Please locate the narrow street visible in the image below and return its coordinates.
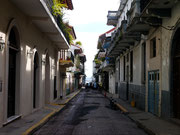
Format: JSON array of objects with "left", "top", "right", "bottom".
[{"left": 33, "top": 89, "right": 147, "bottom": 135}]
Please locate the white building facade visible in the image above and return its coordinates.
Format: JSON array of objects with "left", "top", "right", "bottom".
[
  {"left": 107, "top": 0, "right": 180, "bottom": 119},
  {"left": 0, "top": 0, "right": 74, "bottom": 127}
]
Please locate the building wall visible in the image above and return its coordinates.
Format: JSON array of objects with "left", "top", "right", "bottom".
[
  {"left": 129, "top": 43, "right": 145, "bottom": 110},
  {"left": 161, "top": 3, "right": 180, "bottom": 117},
  {"left": 145, "top": 27, "right": 162, "bottom": 115},
  {"left": 118, "top": 42, "right": 146, "bottom": 110},
  {"left": 0, "top": 0, "right": 61, "bottom": 127}
]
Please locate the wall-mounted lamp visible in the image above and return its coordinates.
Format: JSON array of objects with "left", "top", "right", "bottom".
[
  {"left": 41, "top": 58, "right": 46, "bottom": 65},
  {"left": 27, "top": 46, "right": 37, "bottom": 56},
  {"left": 27, "top": 49, "right": 34, "bottom": 56},
  {"left": 0, "top": 37, "right": 5, "bottom": 51}
]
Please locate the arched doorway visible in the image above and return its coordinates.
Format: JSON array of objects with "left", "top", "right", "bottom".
[
  {"left": 45, "top": 53, "right": 50, "bottom": 104},
  {"left": 7, "top": 27, "right": 20, "bottom": 118},
  {"left": 172, "top": 28, "right": 180, "bottom": 119},
  {"left": 33, "top": 52, "right": 39, "bottom": 108}
]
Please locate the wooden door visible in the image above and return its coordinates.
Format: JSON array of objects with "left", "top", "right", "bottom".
[{"left": 148, "top": 71, "right": 159, "bottom": 115}]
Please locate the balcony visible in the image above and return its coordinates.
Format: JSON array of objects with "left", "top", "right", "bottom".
[
  {"left": 140, "top": 0, "right": 176, "bottom": 21},
  {"left": 126, "top": 0, "right": 151, "bottom": 34},
  {"left": 59, "top": 50, "right": 74, "bottom": 67},
  {"left": 10, "top": 0, "right": 70, "bottom": 49},
  {"left": 107, "top": 21, "right": 139, "bottom": 57},
  {"left": 100, "top": 58, "right": 115, "bottom": 71},
  {"left": 127, "top": 0, "right": 141, "bottom": 25},
  {"left": 95, "top": 63, "right": 101, "bottom": 69},
  {"left": 107, "top": 11, "right": 118, "bottom": 26}
]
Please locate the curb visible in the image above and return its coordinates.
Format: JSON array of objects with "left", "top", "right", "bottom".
[
  {"left": 22, "top": 90, "right": 81, "bottom": 135},
  {"left": 127, "top": 116, "right": 155, "bottom": 135},
  {"left": 101, "top": 91, "right": 158, "bottom": 135}
]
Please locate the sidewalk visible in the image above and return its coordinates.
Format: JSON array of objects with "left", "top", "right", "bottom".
[
  {"left": 103, "top": 91, "right": 180, "bottom": 135},
  {"left": 0, "top": 90, "right": 81, "bottom": 135}
]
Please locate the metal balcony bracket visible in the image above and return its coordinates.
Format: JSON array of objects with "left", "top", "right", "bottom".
[{"left": 146, "top": 8, "right": 171, "bottom": 18}]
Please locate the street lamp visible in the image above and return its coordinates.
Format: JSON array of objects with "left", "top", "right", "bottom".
[{"left": 0, "top": 36, "right": 5, "bottom": 51}]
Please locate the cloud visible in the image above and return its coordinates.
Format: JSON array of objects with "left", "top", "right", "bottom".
[
  {"left": 76, "top": 32, "right": 99, "bottom": 77},
  {"left": 65, "top": 0, "right": 120, "bottom": 78},
  {"left": 66, "top": 0, "right": 120, "bottom": 25}
]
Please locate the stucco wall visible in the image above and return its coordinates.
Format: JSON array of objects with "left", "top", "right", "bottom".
[
  {"left": 161, "top": 3, "right": 180, "bottom": 117},
  {"left": 161, "top": 3, "right": 180, "bottom": 91},
  {"left": 0, "top": 0, "right": 61, "bottom": 127},
  {"left": 145, "top": 27, "right": 162, "bottom": 114},
  {"left": 131, "top": 44, "right": 142, "bottom": 85}
]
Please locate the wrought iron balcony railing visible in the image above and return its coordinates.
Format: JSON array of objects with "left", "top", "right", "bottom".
[
  {"left": 100, "top": 58, "right": 115, "bottom": 71},
  {"left": 59, "top": 50, "right": 74, "bottom": 67}
]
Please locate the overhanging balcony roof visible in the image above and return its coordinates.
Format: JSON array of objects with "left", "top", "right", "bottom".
[
  {"left": 10, "top": 0, "right": 70, "bottom": 49},
  {"left": 107, "top": 31, "right": 140, "bottom": 57},
  {"left": 141, "top": 0, "right": 178, "bottom": 18},
  {"left": 126, "top": 17, "right": 151, "bottom": 33}
]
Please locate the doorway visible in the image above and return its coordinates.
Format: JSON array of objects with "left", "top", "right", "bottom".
[
  {"left": 148, "top": 70, "right": 159, "bottom": 115},
  {"left": 172, "top": 28, "right": 180, "bottom": 119},
  {"left": 33, "top": 52, "right": 39, "bottom": 108},
  {"left": 7, "top": 27, "right": 20, "bottom": 118}
]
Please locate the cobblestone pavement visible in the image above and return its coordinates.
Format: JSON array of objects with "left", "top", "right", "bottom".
[{"left": 33, "top": 89, "right": 147, "bottom": 135}]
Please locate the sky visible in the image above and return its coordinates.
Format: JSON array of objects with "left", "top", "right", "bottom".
[{"left": 65, "top": 0, "right": 120, "bottom": 79}]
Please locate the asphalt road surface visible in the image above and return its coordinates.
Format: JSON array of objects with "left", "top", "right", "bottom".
[{"left": 33, "top": 89, "right": 147, "bottom": 135}]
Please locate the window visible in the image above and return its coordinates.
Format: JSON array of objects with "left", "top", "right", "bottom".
[
  {"left": 124, "top": 56, "right": 126, "bottom": 81},
  {"left": 150, "top": 37, "right": 156, "bottom": 58},
  {"left": 130, "top": 51, "right": 133, "bottom": 82}
]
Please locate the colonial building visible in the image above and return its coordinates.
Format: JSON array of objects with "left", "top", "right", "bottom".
[
  {"left": 0, "top": 0, "right": 77, "bottom": 127},
  {"left": 94, "top": 28, "right": 117, "bottom": 96},
  {"left": 94, "top": 0, "right": 180, "bottom": 119}
]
